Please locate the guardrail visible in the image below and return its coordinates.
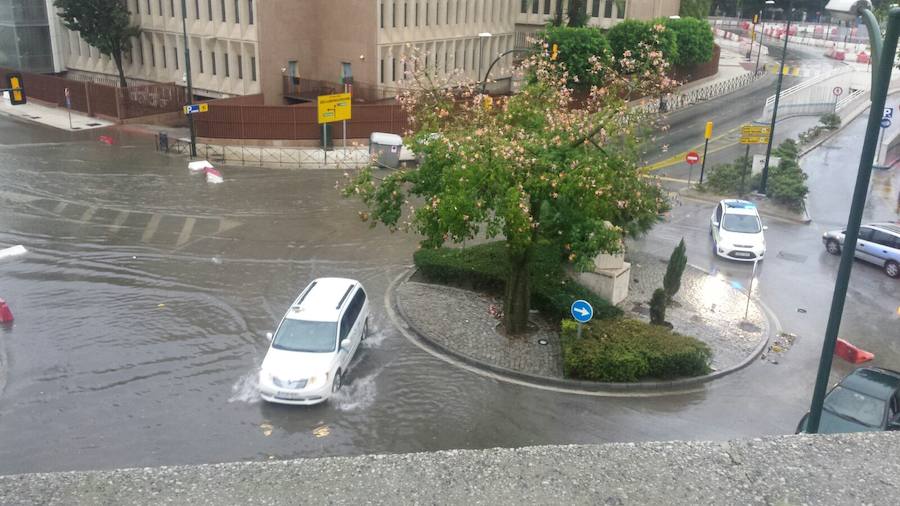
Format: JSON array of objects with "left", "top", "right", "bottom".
[
  {"left": 762, "top": 68, "right": 856, "bottom": 119},
  {"left": 168, "top": 138, "right": 374, "bottom": 168},
  {"left": 635, "top": 71, "right": 763, "bottom": 115}
]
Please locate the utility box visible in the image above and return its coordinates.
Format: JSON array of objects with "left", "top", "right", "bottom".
[{"left": 369, "top": 132, "right": 403, "bottom": 169}]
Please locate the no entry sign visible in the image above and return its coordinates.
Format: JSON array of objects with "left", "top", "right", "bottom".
[{"left": 685, "top": 151, "right": 700, "bottom": 165}]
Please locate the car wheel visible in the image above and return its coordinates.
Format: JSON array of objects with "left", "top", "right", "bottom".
[
  {"left": 825, "top": 239, "right": 841, "bottom": 255},
  {"left": 331, "top": 370, "right": 342, "bottom": 394},
  {"left": 886, "top": 261, "right": 900, "bottom": 279}
]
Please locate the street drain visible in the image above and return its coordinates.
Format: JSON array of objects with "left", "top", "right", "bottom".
[{"left": 777, "top": 251, "right": 808, "bottom": 263}]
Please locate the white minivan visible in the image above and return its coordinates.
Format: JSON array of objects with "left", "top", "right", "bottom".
[{"left": 259, "top": 278, "right": 369, "bottom": 405}]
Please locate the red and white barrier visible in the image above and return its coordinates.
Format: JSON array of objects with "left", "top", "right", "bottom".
[
  {"left": 205, "top": 167, "right": 223, "bottom": 184},
  {"left": 834, "top": 338, "right": 874, "bottom": 364},
  {"left": 0, "top": 298, "right": 13, "bottom": 323},
  {"left": 188, "top": 160, "right": 214, "bottom": 173}
]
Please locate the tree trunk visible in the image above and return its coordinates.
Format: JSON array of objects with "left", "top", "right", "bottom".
[
  {"left": 112, "top": 51, "right": 128, "bottom": 88},
  {"left": 503, "top": 250, "right": 531, "bottom": 335}
]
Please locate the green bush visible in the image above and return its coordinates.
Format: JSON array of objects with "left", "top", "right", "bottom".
[
  {"left": 663, "top": 238, "right": 687, "bottom": 304},
  {"left": 819, "top": 113, "right": 841, "bottom": 130},
  {"left": 679, "top": 0, "right": 712, "bottom": 19},
  {"left": 768, "top": 139, "right": 808, "bottom": 210},
  {"left": 663, "top": 17, "right": 714, "bottom": 66},
  {"left": 414, "top": 241, "right": 622, "bottom": 322},
  {"left": 561, "top": 318, "right": 711, "bottom": 382},
  {"left": 704, "top": 155, "right": 755, "bottom": 195},
  {"left": 649, "top": 288, "right": 667, "bottom": 325},
  {"left": 541, "top": 25, "right": 614, "bottom": 89},
  {"left": 607, "top": 19, "right": 678, "bottom": 69}
]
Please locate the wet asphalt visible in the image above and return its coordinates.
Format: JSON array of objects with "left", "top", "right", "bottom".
[{"left": 0, "top": 89, "right": 897, "bottom": 475}]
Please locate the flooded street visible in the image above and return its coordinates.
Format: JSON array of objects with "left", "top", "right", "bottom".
[{"left": 0, "top": 116, "right": 896, "bottom": 475}]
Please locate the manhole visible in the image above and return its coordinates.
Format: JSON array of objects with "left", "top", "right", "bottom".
[
  {"left": 86, "top": 122, "right": 101, "bottom": 126},
  {"left": 777, "top": 251, "right": 808, "bottom": 263}
]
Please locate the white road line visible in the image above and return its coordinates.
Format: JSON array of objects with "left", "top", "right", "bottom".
[
  {"left": 110, "top": 210, "right": 130, "bottom": 233},
  {"left": 79, "top": 206, "right": 96, "bottom": 223},
  {"left": 141, "top": 214, "right": 162, "bottom": 242},
  {"left": 176, "top": 217, "right": 196, "bottom": 247},
  {"left": 52, "top": 202, "right": 67, "bottom": 214}
]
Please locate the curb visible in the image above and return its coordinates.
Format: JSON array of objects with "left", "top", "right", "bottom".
[
  {"left": 677, "top": 188, "right": 810, "bottom": 225},
  {"left": 387, "top": 265, "right": 775, "bottom": 397}
]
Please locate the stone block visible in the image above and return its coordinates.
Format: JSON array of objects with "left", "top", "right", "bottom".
[{"left": 572, "top": 262, "right": 631, "bottom": 306}]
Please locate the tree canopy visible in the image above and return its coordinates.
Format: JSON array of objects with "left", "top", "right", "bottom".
[{"left": 55, "top": 0, "right": 140, "bottom": 87}]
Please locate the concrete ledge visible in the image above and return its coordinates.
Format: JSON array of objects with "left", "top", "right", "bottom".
[
  {"left": 388, "top": 268, "right": 774, "bottom": 396},
  {"left": 3, "top": 433, "right": 898, "bottom": 505}
]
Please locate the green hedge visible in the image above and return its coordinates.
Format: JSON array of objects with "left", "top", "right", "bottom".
[
  {"left": 413, "top": 241, "right": 621, "bottom": 322},
  {"left": 560, "top": 318, "right": 711, "bottom": 382}
]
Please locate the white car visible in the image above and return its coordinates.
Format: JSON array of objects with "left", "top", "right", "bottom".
[
  {"left": 259, "top": 278, "right": 369, "bottom": 405},
  {"left": 710, "top": 199, "right": 767, "bottom": 261}
]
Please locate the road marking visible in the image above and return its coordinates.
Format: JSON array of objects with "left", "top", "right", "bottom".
[
  {"left": 217, "top": 218, "right": 241, "bottom": 234},
  {"left": 110, "top": 210, "right": 130, "bottom": 233},
  {"left": 176, "top": 217, "right": 196, "bottom": 247},
  {"left": 79, "top": 206, "right": 96, "bottom": 223},
  {"left": 52, "top": 202, "right": 67, "bottom": 214},
  {"left": 141, "top": 214, "right": 162, "bottom": 242},
  {"left": 645, "top": 126, "right": 744, "bottom": 171}
]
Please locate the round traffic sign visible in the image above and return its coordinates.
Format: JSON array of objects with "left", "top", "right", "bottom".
[
  {"left": 570, "top": 299, "right": 594, "bottom": 323},
  {"left": 881, "top": 118, "right": 891, "bottom": 129},
  {"left": 833, "top": 86, "right": 843, "bottom": 96},
  {"left": 685, "top": 151, "right": 700, "bottom": 165}
]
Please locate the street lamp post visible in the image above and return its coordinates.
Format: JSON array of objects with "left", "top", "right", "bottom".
[
  {"left": 760, "top": 0, "right": 790, "bottom": 194},
  {"left": 754, "top": 13, "right": 766, "bottom": 75},
  {"left": 477, "top": 32, "right": 492, "bottom": 86},
  {"left": 180, "top": 0, "right": 197, "bottom": 158},
  {"left": 805, "top": 1, "right": 900, "bottom": 434},
  {"left": 480, "top": 48, "right": 533, "bottom": 95}
]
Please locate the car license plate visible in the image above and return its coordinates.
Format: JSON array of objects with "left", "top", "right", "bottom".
[
  {"left": 734, "top": 251, "right": 751, "bottom": 258},
  {"left": 276, "top": 391, "right": 302, "bottom": 400}
]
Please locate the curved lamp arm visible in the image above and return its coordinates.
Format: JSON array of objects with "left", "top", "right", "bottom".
[{"left": 480, "top": 48, "right": 533, "bottom": 94}]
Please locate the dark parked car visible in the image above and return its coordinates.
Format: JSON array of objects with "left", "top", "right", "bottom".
[{"left": 796, "top": 367, "right": 900, "bottom": 433}]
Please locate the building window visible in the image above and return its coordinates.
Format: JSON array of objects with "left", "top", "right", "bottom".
[
  {"left": 234, "top": 0, "right": 239, "bottom": 22},
  {"left": 225, "top": 52, "right": 230, "bottom": 76},
  {"left": 404, "top": 1, "right": 408, "bottom": 26},
  {"left": 393, "top": 1, "right": 397, "bottom": 27},
  {"left": 520, "top": 0, "right": 527, "bottom": 13},
  {"left": 174, "top": 46, "right": 179, "bottom": 69},
  {"left": 237, "top": 54, "right": 243, "bottom": 78},
  {"left": 138, "top": 37, "right": 144, "bottom": 64},
  {"left": 544, "top": 0, "right": 551, "bottom": 14},
  {"left": 604, "top": 0, "right": 612, "bottom": 17},
  {"left": 162, "top": 44, "right": 167, "bottom": 67},
  {"left": 379, "top": 59, "right": 384, "bottom": 83},
  {"left": 207, "top": 0, "right": 212, "bottom": 20},
  {"left": 380, "top": 1, "right": 384, "bottom": 28},
  {"left": 194, "top": 0, "right": 200, "bottom": 18},
  {"left": 532, "top": 0, "right": 539, "bottom": 13},
  {"left": 392, "top": 58, "right": 397, "bottom": 81},
  {"left": 170, "top": 0, "right": 174, "bottom": 17},
  {"left": 415, "top": 2, "right": 418, "bottom": 25},
  {"left": 248, "top": 0, "right": 254, "bottom": 23},
  {"left": 425, "top": 1, "right": 429, "bottom": 25},
  {"left": 199, "top": 49, "right": 204, "bottom": 72},
  {"left": 616, "top": 0, "right": 624, "bottom": 18},
  {"left": 146, "top": 0, "right": 151, "bottom": 14},
  {"left": 211, "top": 51, "right": 217, "bottom": 74},
  {"left": 251, "top": 56, "right": 256, "bottom": 80},
  {"left": 150, "top": 39, "right": 156, "bottom": 66},
  {"left": 591, "top": 0, "right": 599, "bottom": 16},
  {"left": 135, "top": 0, "right": 140, "bottom": 14},
  {"left": 220, "top": 0, "right": 226, "bottom": 21}
]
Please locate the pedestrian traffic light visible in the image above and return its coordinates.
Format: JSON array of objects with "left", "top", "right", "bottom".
[
  {"left": 6, "top": 73, "right": 25, "bottom": 105},
  {"left": 753, "top": 14, "right": 759, "bottom": 24},
  {"left": 551, "top": 44, "right": 559, "bottom": 61}
]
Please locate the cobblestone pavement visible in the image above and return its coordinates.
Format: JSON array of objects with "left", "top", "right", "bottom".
[
  {"left": 396, "top": 281, "right": 563, "bottom": 377},
  {"left": 623, "top": 251, "right": 768, "bottom": 372}
]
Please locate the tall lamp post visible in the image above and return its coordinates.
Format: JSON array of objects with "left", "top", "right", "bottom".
[
  {"left": 805, "top": 0, "right": 900, "bottom": 434},
  {"left": 180, "top": 0, "right": 197, "bottom": 158},
  {"left": 760, "top": 0, "right": 790, "bottom": 194},
  {"left": 477, "top": 32, "right": 492, "bottom": 86}
]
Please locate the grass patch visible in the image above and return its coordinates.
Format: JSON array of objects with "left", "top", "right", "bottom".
[
  {"left": 413, "top": 241, "right": 622, "bottom": 322},
  {"left": 560, "top": 318, "right": 711, "bottom": 382}
]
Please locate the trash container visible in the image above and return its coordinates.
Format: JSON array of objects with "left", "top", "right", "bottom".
[
  {"left": 321, "top": 123, "right": 334, "bottom": 151},
  {"left": 158, "top": 131, "right": 169, "bottom": 152},
  {"left": 369, "top": 132, "right": 403, "bottom": 169}
]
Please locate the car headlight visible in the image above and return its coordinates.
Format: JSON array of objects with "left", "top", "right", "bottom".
[{"left": 307, "top": 372, "right": 329, "bottom": 386}]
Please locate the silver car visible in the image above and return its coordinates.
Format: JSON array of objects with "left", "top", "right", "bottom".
[{"left": 822, "top": 223, "right": 900, "bottom": 278}]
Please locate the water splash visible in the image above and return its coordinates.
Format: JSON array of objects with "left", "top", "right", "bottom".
[
  {"left": 228, "top": 370, "right": 261, "bottom": 404},
  {"left": 330, "top": 371, "right": 378, "bottom": 412},
  {"left": 362, "top": 323, "right": 389, "bottom": 348}
]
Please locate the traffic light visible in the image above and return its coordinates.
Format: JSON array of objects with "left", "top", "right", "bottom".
[
  {"left": 6, "top": 73, "right": 25, "bottom": 105},
  {"left": 753, "top": 14, "right": 759, "bottom": 24},
  {"left": 551, "top": 43, "right": 558, "bottom": 61}
]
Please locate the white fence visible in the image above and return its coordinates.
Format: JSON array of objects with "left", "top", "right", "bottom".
[
  {"left": 635, "top": 71, "right": 763, "bottom": 115},
  {"left": 168, "top": 139, "right": 375, "bottom": 169}
]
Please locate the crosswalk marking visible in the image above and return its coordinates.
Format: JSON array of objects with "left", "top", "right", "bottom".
[
  {"left": 176, "top": 217, "right": 196, "bottom": 247},
  {"left": 52, "top": 202, "right": 67, "bottom": 214},
  {"left": 79, "top": 206, "right": 96, "bottom": 223},
  {"left": 110, "top": 210, "right": 130, "bottom": 233},
  {"left": 141, "top": 214, "right": 162, "bottom": 242}
]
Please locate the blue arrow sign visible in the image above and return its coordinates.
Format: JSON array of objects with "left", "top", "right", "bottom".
[
  {"left": 570, "top": 299, "right": 593, "bottom": 323},
  {"left": 881, "top": 118, "right": 891, "bottom": 129}
]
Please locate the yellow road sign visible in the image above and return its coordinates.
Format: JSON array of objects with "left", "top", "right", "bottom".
[
  {"left": 741, "top": 125, "right": 770, "bottom": 136},
  {"left": 740, "top": 136, "right": 769, "bottom": 144},
  {"left": 317, "top": 93, "right": 352, "bottom": 124}
]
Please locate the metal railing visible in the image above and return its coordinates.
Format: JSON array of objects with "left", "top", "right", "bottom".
[
  {"left": 168, "top": 138, "right": 375, "bottom": 168},
  {"left": 635, "top": 70, "right": 763, "bottom": 115}
]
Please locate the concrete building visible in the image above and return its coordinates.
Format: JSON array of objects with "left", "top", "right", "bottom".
[
  {"left": 55, "top": 0, "right": 680, "bottom": 104},
  {"left": 0, "top": 0, "right": 64, "bottom": 73}
]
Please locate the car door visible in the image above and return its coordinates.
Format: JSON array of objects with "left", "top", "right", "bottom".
[
  {"left": 854, "top": 227, "right": 878, "bottom": 264},
  {"left": 711, "top": 203, "right": 723, "bottom": 243},
  {"left": 868, "top": 230, "right": 897, "bottom": 265},
  {"left": 338, "top": 309, "right": 355, "bottom": 370}
]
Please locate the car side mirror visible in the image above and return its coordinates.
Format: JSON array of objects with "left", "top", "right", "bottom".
[
  {"left": 713, "top": 220, "right": 719, "bottom": 227},
  {"left": 340, "top": 338, "right": 351, "bottom": 350},
  {"left": 266, "top": 332, "right": 273, "bottom": 341}
]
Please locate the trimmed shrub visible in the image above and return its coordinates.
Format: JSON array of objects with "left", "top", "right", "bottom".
[
  {"left": 414, "top": 241, "right": 622, "bottom": 322},
  {"left": 704, "top": 155, "right": 754, "bottom": 195},
  {"left": 819, "top": 112, "right": 841, "bottom": 130},
  {"left": 607, "top": 19, "right": 678, "bottom": 69},
  {"left": 561, "top": 318, "right": 712, "bottom": 382},
  {"left": 664, "top": 17, "right": 714, "bottom": 66},
  {"left": 663, "top": 238, "right": 687, "bottom": 304},
  {"left": 541, "top": 25, "right": 614, "bottom": 90},
  {"left": 649, "top": 288, "right": 667, "bottom": 325}
]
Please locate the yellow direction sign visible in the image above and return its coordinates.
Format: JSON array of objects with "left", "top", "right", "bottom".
[
  {"left": 740, "top": 136, "right": 769, "bottom": 144},
  {"left": 183, "top": 103, "right": 209, "bottom": 115},
  {"left": 317, "top": 93, "right": 352, "bottom": 124},
  {"left": 741, "top": 125, "right": 770, "bottom": 137}
]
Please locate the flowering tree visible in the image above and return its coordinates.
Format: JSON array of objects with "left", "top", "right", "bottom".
[{"left": 344, "top": 32, "right": 675, "bottom": 334}]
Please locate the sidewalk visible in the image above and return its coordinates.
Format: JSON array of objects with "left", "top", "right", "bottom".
[
  {"left": 392, "top": 250, "right": 772, "bottom": 394},
  {"left": 0, "top": 95, "right": 113, "bottom": 131}
]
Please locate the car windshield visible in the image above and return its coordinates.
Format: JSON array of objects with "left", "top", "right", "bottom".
[
  {"left": 722, "top": 213, "right": 761, "bottom": 234},
  {"left": 272, "top": 319, "right": 337, "bottom": 353},
  {"left": 823, "top": 386, "right": 885, "bottom": 428}
]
